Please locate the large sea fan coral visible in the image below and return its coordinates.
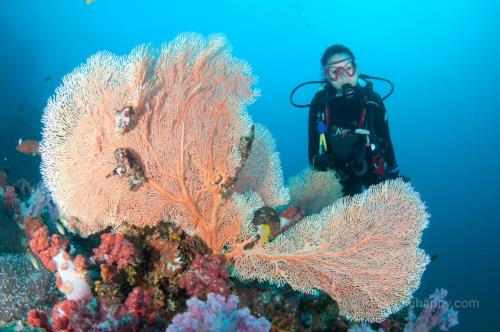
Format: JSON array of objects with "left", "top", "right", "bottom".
[
  {"left": 40, "top": 33, "right": 429, "bottom": 322},
  {"left": 40, "top": 33, "right": 285, "bottom": 251}
]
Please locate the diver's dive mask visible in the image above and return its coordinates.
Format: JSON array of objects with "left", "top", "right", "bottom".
[{"left": 323, "top": 58, "right": 357, "bottom": 82}]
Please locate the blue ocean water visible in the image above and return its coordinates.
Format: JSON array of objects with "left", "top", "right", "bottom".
[{"left": 0, "top": 0, "right": 498, "bottom": 330}]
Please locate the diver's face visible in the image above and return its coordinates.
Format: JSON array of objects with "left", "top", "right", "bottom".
[{"left": 324, "top": 53, "right": 359, "bottom": 90}]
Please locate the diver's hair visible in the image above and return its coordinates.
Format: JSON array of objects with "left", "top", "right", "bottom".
[{"left": 321, "top": 44, "right": 355, "bottom": 66}]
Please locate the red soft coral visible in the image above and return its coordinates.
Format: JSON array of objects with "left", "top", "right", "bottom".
[
  {"left": 93, "top": 233, "right": 136, "bottom": 269},
  {"left": 124, "top": 287, "right": 154, "bottom": 318},
  {"left": 29, "top": 225, "right": 69, "bottom": 272},
  {"left": 27, "top": 310, "right": 52, "bottom": 332},
  {"left": 178, "top": 254, "right": 230, "bottom": 298},
  {"left": 51, "top": 300, "right": 79, "bottom": 331}
]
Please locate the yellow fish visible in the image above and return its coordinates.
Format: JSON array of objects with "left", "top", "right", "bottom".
[
  {"left": 169, "top": 232, "right": 181, "bottom": 242},
  {"left": 258, "top": 224, "right": 272, "bottom": 244},
  {"left": 59, "top": 216, "right": 71, "bottom": 229},
  {"left": 55, "top": 221, "right": 66, "bottom": 235},
  {"left": 27, "top": 253, "right": 40, "bottom": 271}
]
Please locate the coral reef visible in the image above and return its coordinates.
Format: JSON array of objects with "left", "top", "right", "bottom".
[
  {"left": 11, "top": 195, "right": 455, "bottom": 332},
  {"left": 30, "top": 32, "right": 433, "bottom": 325},
  {"left": 29, "top": 293, "right": 163, "bottom": 332}
]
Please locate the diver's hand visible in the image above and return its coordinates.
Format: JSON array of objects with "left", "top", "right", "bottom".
[
  {"left": 312, "top": 153, "right": 333, "bottom": 172},
  {"left": 386, "top": 167, "right": 399, "bottom": 179}
]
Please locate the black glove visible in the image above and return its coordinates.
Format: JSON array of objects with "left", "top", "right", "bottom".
[
  {"left": 312, "top": 153, "right": 334, "bottom": 172},
  {"left": 312, "top": 153, "right": 331, "bottom": 172},
  {"left": 386, "top": 167, "right": 400, "bottom": 179}
]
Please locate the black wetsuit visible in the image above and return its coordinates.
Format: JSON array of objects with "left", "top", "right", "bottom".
[{"left": 308, "top": 83, "right": 398, "bottom": 195}]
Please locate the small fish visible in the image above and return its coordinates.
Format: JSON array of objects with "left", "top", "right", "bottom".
[
  {"left": 430, "top": 254, "right": 438, "bottom": 263},
  {"left": 27, "top": 252, "right": 40, "bottom": 271},
  {"left": 84, "top": 0, "right": 96, "bottom": 5},
  {"left": 257, "top": 224, "right": 272, "bottom": 244},
  {"left": 58, "top": 216, "right": 72, "bottom": 230},
  {"left": 43, "top": 76, "right": 52, "bottom": 82},
  {"left": 16, "top": 139, "right": 40, "bottom": 156},
  {"left": 55, "top": 221, "right": 66, "bottom": 235},
  {"left": 169, "top": 232, "right": 181, "bottom": 242}
]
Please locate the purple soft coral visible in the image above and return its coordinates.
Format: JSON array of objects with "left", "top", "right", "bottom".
[
  {"left": 404, "top": 288, "right": 459, "bottom": 332},
  {"left": 166, "top": 293, "right": 270, "bottom": 332}
]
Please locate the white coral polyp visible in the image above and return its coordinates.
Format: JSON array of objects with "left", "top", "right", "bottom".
[{"left": 53, "top": 251, "right": 91, "bottom": 301}]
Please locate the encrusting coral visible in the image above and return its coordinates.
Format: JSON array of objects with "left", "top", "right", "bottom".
[
  {"left": 39, "top": 32, "right": 430, "bottom": 322},
  {"left": 0, "top": 253, "right": 59, "bottom": 322}
]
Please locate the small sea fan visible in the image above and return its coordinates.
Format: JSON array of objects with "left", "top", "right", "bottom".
[
  {"left": 232, "top": 179, "right": 430, "bottom": 322},
  {"left": 287, "top": 167, "right": 343, "bottom": 215}
]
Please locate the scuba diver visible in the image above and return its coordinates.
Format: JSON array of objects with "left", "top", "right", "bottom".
[{"left": 290, "top": 44, "right": 401, "bottom": 195}]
